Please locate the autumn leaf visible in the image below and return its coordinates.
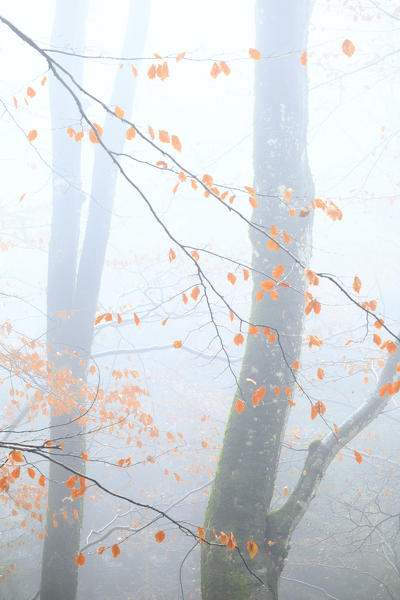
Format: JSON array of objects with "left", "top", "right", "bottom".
[
  {"left": 252, "top": 386, "right": 266, "bottom": 407},
  {"left": 292, "top": 360, "right": 300, "bottom": 370},
  {"left": 114, "top": 106, "right": 124, "bottom": 119},
  {"left": 354, "top": 450, "right": 363, "bottom": 464},
  {"left": 373, "top": 333, "right": 381, "bottom": 346},
  {"left": 283, "top": 188, "right": 293, "bottom": 202},
  {"left": 98, "top": 546, "right": 105, "bottom": 555},
  {"left": 300, "top": 51, "right": 307, "bottom": 66},
  {"left": 220, "top": 61, "right": 231, "bottom": 75},
  {"left": 27, "top": 86, "right": 36, "bottom": 98},
  {"left": 126, "top": 126, "right": 136, "bottom": 140},
  {"left": 27, "top": 467, "right": 35, "bottom": 479},
  {"left": 171, "top": 135, "right": 182, "bottom": 151},
  {"left": 159, "top": 130, "right": 170, "bottom": 143},
  {"left": 81, "top": 453, "right": 88, "bottom": 462},
  {"left": 210, "top": 62, "right": 221, "bottom": 78},
  {"left": 148, "top": 64, "right": 156, "bottom": 79},
  {"left": 155, "top": 530, "right": 166, "bottom": 543},
  {"left": 305, "top": 269, "right": 319, "bottom": 285},
  {"left": 65, "top": 474, "right": 78, "bottom": 489},
  {"left": 173, "top": 340, "right": 182, "bottom": 348},
  {"left": 342, "top": 39, "right": 355, "bottom": 57},
  {"left": 176, "top": 51, "right": 186, "bottom": 62},
  {"left": 75, "top": 553, "right": 85, "bottom": 566},
  {"left": 334, "top": 423, "right": 339, "bottom": 435},
  {"left": 111, "top": 544, "right": 120, "bottom": 558},
  {"left": 227, "top": 272, "right": 237, "bottom": 285},
  {"left": 220, "top": 531, "right": 228, "bottom": 545},
  {"left": 169, "top": 248, "right": 176, "bottom": 262},
  {"left": 247, "top": 539, "right": 258, "bottom": 559},
  {"left": 191, "top": 286, "right": 200, "bottom": 301},
  {"left": 27, "top": 129, "right": 37, "bottom": 142},
  {"left": 272, "top": 265, "right": 284, "bottom": 280},
  {"left": 353, "top": 276, "right": 362, "bottom": 293},
  {"left": 134, "top": 313, "right": 140, "bottom": 326},
  {"left": 317, "top": 368, "right": 325, "bottom": 380},
  {"left": 226, "top": 532, "right": 237, "bottom": 550},
  {"left": 249, "top": 48, "right": 261, "bottom": 60},
  {"left": 235, "top": 399, "right": 245, "bottom": 414},
  {"left": 11, "top": 450, "right": 24, "bottom": 463},
  {"left": 89, "top": 123, "right": 103, "bottom": 144},
  {"left": 38, "top": 474, "right": 46, "bottom": 487},
  {"left": 233, "top": 333, "right": 244, "bottom": 346}
]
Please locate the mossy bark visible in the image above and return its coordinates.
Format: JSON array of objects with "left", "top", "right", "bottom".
[{"left": 201, "top": 2, "right": 314, "bottom": 598}]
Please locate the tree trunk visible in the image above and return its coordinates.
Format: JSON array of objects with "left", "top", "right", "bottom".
[
  {"left": 40, "top": 3, "right": 149, "bottom": 599},
  {"left": 201, "top": 2, "right": 314, "bottom": 599}
]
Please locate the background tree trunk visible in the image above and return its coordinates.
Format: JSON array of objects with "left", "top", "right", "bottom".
[
  {"left": 40, "top": 3, "right": 149, "bottom": 599},
  {"left": 201, "top": 2, "right": 314, "bottom": 599}
]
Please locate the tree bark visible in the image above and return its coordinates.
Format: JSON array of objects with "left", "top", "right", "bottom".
[{"left": 201, "top": 2, "right": 314, "bottom": 599}]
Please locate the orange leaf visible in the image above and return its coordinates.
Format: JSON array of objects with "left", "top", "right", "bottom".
[
  {"left": 243, "top": 268, "right": 249, "bottom": 281},
  {"left": 126, "top": 126, "right": 136, "bottom": 140},
  {"left": 27, "top": 468, "right": 35, "bottom": 479},
  {"left": 155, "top": 530, "right": 166, "bottom": 543},
  {"left": 134, "top": 313, "right": 140, "bottom": 326},
  {"left": 75, "top": 553, "right": 85, "bottom": 566},
  {"left": 11, "top": 466, "right": 20, "bottom": 479},
  {"left": 191, "top": 286, "right": 200, "bottom": 301},
  {"left": 81, "top": 453, "right": 88, "bottom": 462},
  {"left": 148, "top": 125, "right": 155, "bottom": 140},
  {"left": 220, "top": 61, "right": 231, "bottom": 75},
  {"left": 373, "top": 333, "right": 381, "bottom": 346},
  {"left": 41, "top": 76, "right": 47, "bottom": 86},
  {"left": 98, "top": 546, "right": 105, "bottom": 555},
  {"left": 283, "top": 231, "right": 291, "bottom": 245},
  {"left": 176, "top": 51, "right": 186, "bottom": 62},
  {"left": 114, "top": 106, "right": 124, "bottom": 119},
  {"left": 226, "top": 532, "right": 237, "bottom": 550},
  {"left": 117, "top": 313, "right": 122, "bottom": 324},
  {"left": 342, "top": 39, "right": 355, "bottom": 57},
  {"left": 210, "top": 62, "right": 221, "bottom": 78},
  {"left": 220, "top": 531, "right": 228, "bottom": 545},
  {"left": 191, "top": 250, "right": 199, "bottom": 261},
  {"left": 249, "top": 196, "right": 258, "bottom": 209},
  {"left": 13, "top": 96, "right": 18, "bottom": 108},
  {"left": 273, "top": 265, "right": 284, "bottom": 280},
  {"left": 249, "top": 48, "right": 261, "bottom": 60},
  {"left": 300, "top": 51, "right": 308, "bottom": 66},
  {"left": 131, "top": 64, "right": 138, "bottom": 77},
  {"left": 317, "top": 368, "right": 325, "bottom": 380},
  {"left": 65, "top": 475, "right": 77, "bottom": 489},
  {"left": 252, "top": 386, "right": 266, "bottom": 407},
  {"left": 353, "top": 276, "right": 362, "bottom": 293},
  {"left": 354, "top": 450, "right": 362, "bottom": 464},
  {"left": 111, "top": 544, "right": 120, "bottom": 558},
  {"left": 270, "top": 289, "right": 279, "bottom": 301},
  {"left": 235, "top": 399, "right": 245, "bottom": 414},
  {"left": 27, "top": 86, "right": 36, "bottom": 98},
  {"left": 89, "top": 123, "right": 103, "bottom": 144},
  {"left": 169, "top": 248, "right": 176, "bottom": 262},
  {"left": 247, "top": 539, "right": 258, "bottom": 559},
  {"left": 283, "top": 188, "right": 293, "bottom": 202},
  {"left": 159, "top": 130, "right": 170, "bottom": 143},
  {"left": 171, "top": 135, "right": 182, "bottom": 152},
  {"left": 173, "top": 340, "right": 182, "bottom": 348},
  {"left": 38, "top": 474, "right": 45, "bottom": 487},
  {"left": 27, "top": 129, "right": 37, "bottom": 142},
  {"left": 148, "top": 64, "right": 156, "bottom": 79},
  {"left": 11, "top": 450, "right": 24, "bottom": 463},
  {"left": 256, "top": 290, "right": 265, "bottom": 302},
  {"left": 305, "top": 269, "right": 319, "bottom": 286},
  {"left": 261, "top": 280, "right": 275, "bottom": 291},
  {"left": 292, "top": 360, "right": 300, "bottom": 370},
  {"left": 267, "top": 239, "right": 279, "bottom": 252},
  {"left": 334, "top": 423, "right": 339, "bottom": 435},
  {"left": 233, "top": 333, "right": 244, "bottom": 346},
  {"left": 227, "top": 272, "right": 237, "bottom": 285}
]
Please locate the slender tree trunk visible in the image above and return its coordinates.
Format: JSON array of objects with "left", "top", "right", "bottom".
[
  {"left": 40, "top": 3, "right": 149, "bottom": 599},
  {"left": 201, "top": 2, "right": 314, "bottom": 599}
]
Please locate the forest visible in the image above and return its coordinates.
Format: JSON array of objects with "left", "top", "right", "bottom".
[{"left": 1, "top": 1, "right": 400, "bottom": 599}]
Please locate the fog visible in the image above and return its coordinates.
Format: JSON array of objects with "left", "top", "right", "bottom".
[{"left": 0, "top": 1, "right": 400, "bottom": 599}]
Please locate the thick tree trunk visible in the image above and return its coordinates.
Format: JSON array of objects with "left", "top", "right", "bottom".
[
  {"left": 40, "top": 3, "right": 149, "bottom": 599},
  {"left": 201, "top": 2, "right": 314, "bottom": 599}
]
